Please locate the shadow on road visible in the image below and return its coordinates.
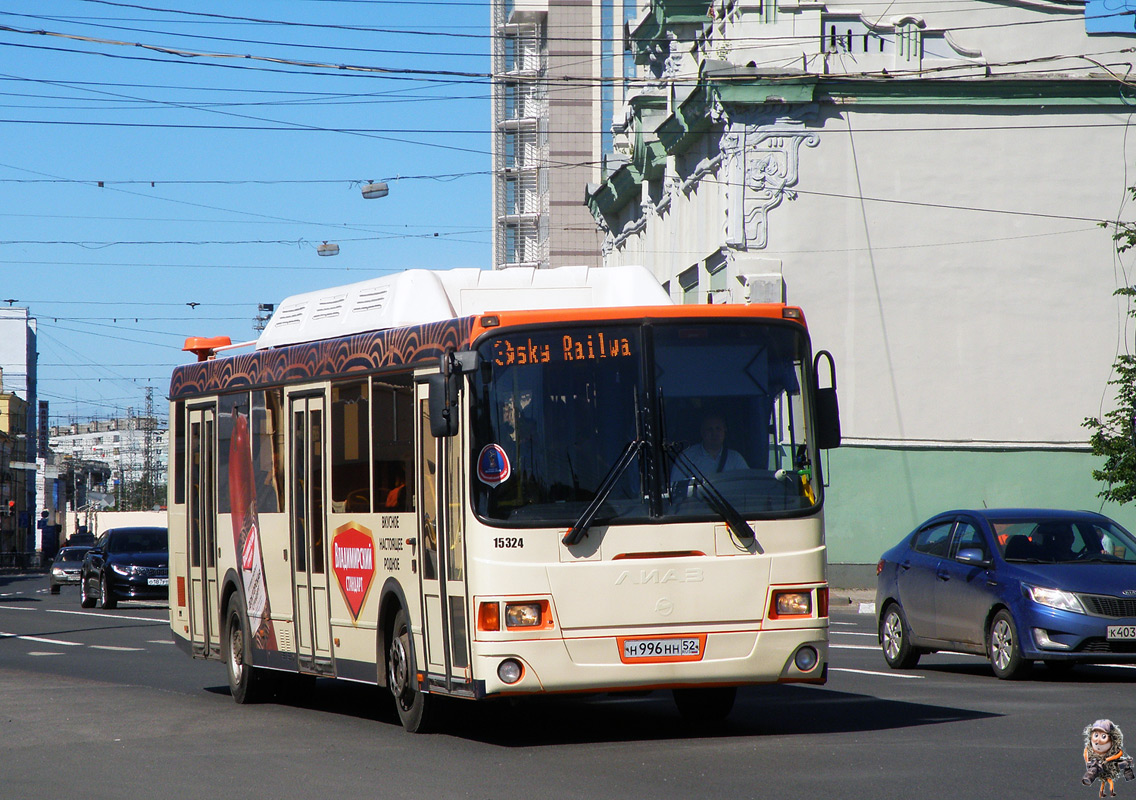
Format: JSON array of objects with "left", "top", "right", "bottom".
[
  {"left": 203, "top": 679, "right": 1000, "bottom": 746},
  {"left": 914, "top": 660, "right": 1136, "bottom": 684}
]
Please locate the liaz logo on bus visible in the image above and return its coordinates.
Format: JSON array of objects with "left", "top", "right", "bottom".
[{"left": 332, "top": 523, "right": 376, "bottom": 621}]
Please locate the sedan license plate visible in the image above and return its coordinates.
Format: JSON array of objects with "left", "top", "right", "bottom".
[
  {"left": 622, "top": 637, "right": 701, "bottom": 660},
  {"left": 148, "top": 577, "right": 169, "bottom": 587},
  {"left": 1108, "top": 625, "right": 1136, "bottom": 640}
]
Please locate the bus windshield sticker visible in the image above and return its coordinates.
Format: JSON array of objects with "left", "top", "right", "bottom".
[
  {"left": 477, "top": 444, "right": 512, "bottom": 487},
  {"left": 331, "top": 523, "right": 377, "bottom": 621}
]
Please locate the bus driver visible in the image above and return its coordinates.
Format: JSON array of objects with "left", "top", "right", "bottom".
[{"left": 672, "top": 411, "right": 748, "bottom": 482}]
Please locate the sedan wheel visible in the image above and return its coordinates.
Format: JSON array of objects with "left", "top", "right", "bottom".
[
  {"left": 99, "top": 573, "right": 118, "bottom": 610},
  {"left": 880, "top": 603, "right": 920, "bottom": 669},
  {"left": 988, "top": 610, "right": 1030, "bottom": 679},
  {"left": 79, "top": 575, "right": 96, "bottom": 608}
]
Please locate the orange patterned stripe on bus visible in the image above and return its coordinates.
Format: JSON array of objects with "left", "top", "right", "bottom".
[{"left": 169, "top": 318, "right": 473, "bottom": 399}]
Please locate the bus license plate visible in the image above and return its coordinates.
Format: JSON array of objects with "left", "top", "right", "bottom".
[
  {"left": 148, "top": 578, "right": 169, "bottom": 587},
  {"left": 623, "top": 637, "right": 700, "bottom": 659},
  {"left": 1108, "top": 625, "right": 1136, "bottom": 640}
]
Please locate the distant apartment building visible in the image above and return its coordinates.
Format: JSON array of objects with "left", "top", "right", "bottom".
[
  {"left": 0, "top": 391, "right": 30, "bottom": 555},
  {"left": 491, "top": 0, "right": 638, "bottom": 268},
  {"left": 0, "top": 308, "right": 36, "bottom": 556},
  {"left": 49, "top": 416, "right": 168, "bottom": 509}
]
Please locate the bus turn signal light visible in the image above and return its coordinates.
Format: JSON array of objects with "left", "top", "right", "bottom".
[{"left": 478, "top": 601, "right": 501, "bottom": 632}]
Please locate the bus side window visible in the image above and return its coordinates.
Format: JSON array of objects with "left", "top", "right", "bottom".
[
  {"left": 331, "top": 380, "right": 371, "bottom": 513},
  {"left": 252, "top": 388, "right": 285, "bottom": 513},
  {"left": 373, "top": 373, "right": 415, "bottom": 512}
]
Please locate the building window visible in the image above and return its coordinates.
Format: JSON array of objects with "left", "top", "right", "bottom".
[
  {"left": 707, "top": 251, "right": 727, "bottom": 303},
  {"left": 679, "top": 266, "right": 699, "bottom": 305}
]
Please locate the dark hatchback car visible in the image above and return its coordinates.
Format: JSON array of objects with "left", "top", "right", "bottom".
[
  {"left": 49, "top": 546, "right": 92, "bottom": 593},
  {"left": 80, "top": 526, "right": 169, "bottom": 610},
  {"left": 876, "top": 509, "right": 1136, "bottom": 679}
]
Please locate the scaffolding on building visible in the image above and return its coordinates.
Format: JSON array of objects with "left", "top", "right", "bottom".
[{"left": 492, "top": 3, "right": 550, "bottom": 269}]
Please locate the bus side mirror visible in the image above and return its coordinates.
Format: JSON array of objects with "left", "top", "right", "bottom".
[
  {"left": 813, "top": 350, "right": 841, "bottom": 450},
  {"left": 427, "top": 373, "right": 459, "bottom": 438},
  {"left": 426, "top": 350, "right": 477, "bottom": 438}
]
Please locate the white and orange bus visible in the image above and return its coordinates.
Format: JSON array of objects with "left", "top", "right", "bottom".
[{"left": 167, "top": 265, "right": 840, "bottom": 731}]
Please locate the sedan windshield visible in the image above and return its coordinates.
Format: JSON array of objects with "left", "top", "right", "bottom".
[
  {"left": 107, "top": 530, "right": 167, "bottom": 554},
  {"left": 469, "top": 320, "right": 817, "bottom": 527},
  {"left": 995, "top": 518, "right": 1136, "bottom": 563}
]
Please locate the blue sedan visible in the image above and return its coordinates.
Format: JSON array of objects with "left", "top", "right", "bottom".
[{"left": 876, "top": 508, "right": 1136, "bottom": 679}]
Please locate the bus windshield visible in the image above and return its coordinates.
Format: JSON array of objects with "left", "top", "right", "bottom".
[{"left": 470, "top": 320, "right": 818, "bottom": 527}]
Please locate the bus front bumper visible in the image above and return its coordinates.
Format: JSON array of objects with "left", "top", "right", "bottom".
[{"left": 471, "top": 627, "right": 827, "bottom": 697}]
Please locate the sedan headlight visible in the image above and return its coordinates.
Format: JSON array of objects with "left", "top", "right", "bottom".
[
  {"left": 110, "top": 563, "right": 134, "bottom": 577},
  {"left": 1024, "top": 584, "right": 1086, "bottom": 614}
]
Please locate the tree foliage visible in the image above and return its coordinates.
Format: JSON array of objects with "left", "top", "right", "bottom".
[{"left": 1084, "top": 206, "right": 1136, "bottom": 503}]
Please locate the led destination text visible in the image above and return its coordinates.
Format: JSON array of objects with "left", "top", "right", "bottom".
[{"left": 491, "top": 332, "right": 634, "bottom": 367}]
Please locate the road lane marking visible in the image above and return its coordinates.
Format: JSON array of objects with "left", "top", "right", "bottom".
[
  {"left": 829, "top": 643, "right": 880, "bottom": 651},
  {"left": 148, "top": 639, "right": 174, "bottom": 645},
  {"left": 831, "top": 667, "right": 924, "bottom": 679},
  {"left": 90, "top": 645, "right": 145, "bottom": 652},
  {"left": 49, "top": 609, "right": 168, "bottom": 624},
  {"left": 0, "top": 605, "right": 35, "bottom": 611},
  {"left": 0, "top": 631, "right": 83, "bottom": 647}
]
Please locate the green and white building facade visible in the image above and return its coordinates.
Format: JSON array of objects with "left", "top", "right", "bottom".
[{"left": 586, "top": 0, "right": 1136, "bottom": 583}]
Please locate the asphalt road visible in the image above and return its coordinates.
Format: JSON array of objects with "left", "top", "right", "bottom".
[{"left": 2, "top": 574, "right": 1132, "bottom": 799}]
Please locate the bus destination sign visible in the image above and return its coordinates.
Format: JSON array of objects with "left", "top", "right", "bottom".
[{"left": 491, "top": 331, "right": 634, "bottom": 367}]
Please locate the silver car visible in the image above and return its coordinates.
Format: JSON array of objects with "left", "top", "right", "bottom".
[{"left": 49, "top": 546, "right": 91, "bottom": 594}]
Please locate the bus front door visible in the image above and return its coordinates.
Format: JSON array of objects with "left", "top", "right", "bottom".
[
  {"left": 187, "top": 405, "right": 220, "bottom": 656},
  {"left": 416, "top": 379, "right": 471, "bottom": 694},
  {"left": 289, "top": 393, "right": 333, "bottom": 672}
]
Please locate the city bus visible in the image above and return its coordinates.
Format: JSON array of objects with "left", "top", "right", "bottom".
[{"left": 167, "top": 265, "right": 841, "bottom": 731}]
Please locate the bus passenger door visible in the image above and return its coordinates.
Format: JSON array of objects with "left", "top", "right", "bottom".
[
  {"left": 187, "top": 405, "right": 220, "bottom": 656},
  {"left": 289, "top": 393, "right": 333, "bottom": 671},
  {"left": 416, "top": 378, "right": 471, "bottom": 693}
]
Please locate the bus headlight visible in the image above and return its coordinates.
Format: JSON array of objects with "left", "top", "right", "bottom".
[
  {"left": 771, "top": 590, "right": 812, "bottom": 618},
  {"left": 505, "top": 602, "right": 542, "bottom": 628}
]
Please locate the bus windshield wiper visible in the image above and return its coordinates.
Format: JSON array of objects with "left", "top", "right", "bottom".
[
  {"left": 563, "top": 440, "right": 644, "bottom": 546},
  {"left": 665, "top": 443, "right": 762, "bottom": 554}
]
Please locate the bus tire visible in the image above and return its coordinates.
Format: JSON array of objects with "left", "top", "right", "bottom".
[
  {"left": 672, "top": 686, "right": 736, "bottom": 724},
  {"left": 225, "top": 594, "right": 267, "bottom": 704},
  {"left": 388, "top": 609, "right": 432, "bottom": 733}
]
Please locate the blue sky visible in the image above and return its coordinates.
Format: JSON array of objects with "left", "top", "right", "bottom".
[{"left": 0, "top": 0, "right": 491, "bottom": 427}]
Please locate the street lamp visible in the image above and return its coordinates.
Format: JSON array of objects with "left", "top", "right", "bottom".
[{"left": 361, "top": 181, "right": 389, "bottom": 199}]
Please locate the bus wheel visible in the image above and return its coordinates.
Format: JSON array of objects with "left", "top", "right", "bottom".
[
  {"left": 225, "top": 594, "right": 267, "bottom": 704},
  {"left": 672, "top": 687, "right": 736, "bottom": 724},
  {"left": 388, "top": 609, "right": 432, "bottom": 733}
]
